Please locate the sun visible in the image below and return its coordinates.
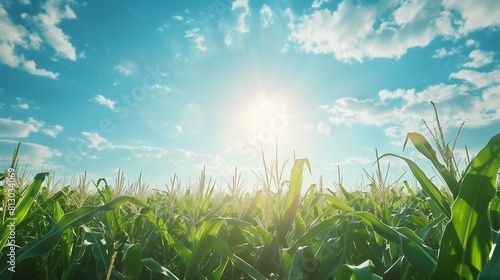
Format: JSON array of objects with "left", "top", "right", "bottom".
[{"left": 244, "top": 95, "right": 286, "bottom": 134}]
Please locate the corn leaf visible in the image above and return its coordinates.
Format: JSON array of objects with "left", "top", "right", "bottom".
[
  {"left": 208, "top": 235, "right": 266, "bottom": 280},
  {"left": 478, "top": 230, "right": 500, "bottom": 279},
  {"left": 0, "top": 172, "right": 48, "bottom": 249},
  {"left": 335, "top": 260, "right": 382, "bottom": 280},
  {"left": 432, "top": 133, "right": 500, "bottom": 280},
  {"left": 122, "top": 243, "right": 142, "bottom": 280},
  {"left": 404, "top": 132, "right": 458, "bottom": 196},
  {"left": 380, "top": 153, "right": 451, "bottom": 219},
  {"left": 142, "top": 257, "right": 180, "bottom": 279},
  {"left": 0, "top": 195, "right": 147, "bottom": 275}
]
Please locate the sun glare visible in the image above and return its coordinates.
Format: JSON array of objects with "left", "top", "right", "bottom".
[{"left": 245, "top": 95, "right": 285, "bottom": 134}]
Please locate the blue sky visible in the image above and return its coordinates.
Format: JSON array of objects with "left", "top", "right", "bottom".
[{"left": 1, "top": 0, "right": 499, "bottom": 191}]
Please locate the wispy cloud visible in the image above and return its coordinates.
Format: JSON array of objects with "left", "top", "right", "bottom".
[
  {"left": 172, "top": 15, "right": 183, "bottom": 21},
  {"left": 149, "top": 83, "right": 172, "bottom": 93},
  {"left": 81, "top": 131, "right": 169, "bottom": 158},
  {"left": 232, "top": 0, "right": 250, "bottom": 33},
  {"left": 43, "top": 124, "right": 64, "bottom": 137},
  {"left": 260, "top": 5, "right": 274, "bottom": 28},
  {"left": 450, "top": 69, "right": 500, "bottom": 88},
  {"left": 34, "top": 1, "right": 78, "bottom": 61},
  {"left": 316, "top": 122, "right": 331, "bottom": 135},
  {"left": 114, "top": 64, "right": 132, "bottom": 76},
  {"left": 15, "top": 103, "right": 29, "bottom": 109},
  {"left": 463, "top": 49, "right": 494, "bottom": 68},
  {"left": 0, "top": 117, "right": 63, "bottom": 138},
  {"left": 185, "top": 28, "right": 208, "bottom": 52},
  {"left": 93, "top": 94, "right": 115, "bottom": 110},
  {"left": 312, "top": 0, "right": 330, "bottom": 9},
  {"left": 433, "top": 47, "right": 459, "bottom": 58},
  {"left": 12, "top": 97, "right": 30, "bottom": 110},
  {"left": 81, "top": 131, "right": 110, "bottom": 151}
]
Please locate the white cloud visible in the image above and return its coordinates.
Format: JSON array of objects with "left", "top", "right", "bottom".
[
  {"left": 82, "top": 131, "right": 109, "bottom": 151},
  {"left": 34, "top": 1, "right": 77, "bottom": 60},
  {"left": 232, "top": 0, "right": 250, "bottom": 33},
  {"left": 114, "top": 64, "right": 131, "bottom": 76},
  {"left": 443, "top": 0, "right": 500, "bottom": 34},
  {"left": 327, "top": 97, "right": 395, "bottom": 126},
  {"left": 463, "top": 49, "right": 494, "bottom": 68},
  {"left": 172, "top": 15, "right": 183, "bottom": 21},
  {"left": 166, "top": 148, "right": 224, "bottom": 170},
  {"left": 194, "top": 35, "right": 208, "bottom": 52},
  {"left": 149, "top": 83, "right": 172, "bottom": 93},
  {"left": 185, "top": 28, "right": 208, "bottom": 52},
  {"left": 21, "top": 59, "right": 59, "bottom": 78},
  {"left": 432, "top": 47, "right": 459, "bottom": 58},
  {"left": 0, "top": 4, "right": 59, "bottom": 79},
  {"left": 316, "top": 122, "right": 331, "bottom": 134},
  {"left": 260, "top": 4, "right": 274, "bottom": 28},
  {"left": 280, "top": 43, "right": 289, "bottom": 54},
  {"left": 320, "top": 81, "right": 500, "bottom": 140},
  {"left": 12, "top": 99, "right": 29, "bottom": 110},
  {"left": 42, "top": 124, "right": 63, "bottom": 137},
  {"left": 185, "top": 28, "right": 200, "bottom": 38},
  {"left": 465, "top": 39, "right": 479, "bottom": 47},
  {"left": 287, "top": 0, "right": 468, "bottom": 62},
  {"left": 125, "top": 145, "right": 168, "bottom": 158},
  {"left": 0, "top": 139, "right": 61, "bottom": 170},
  {"left": 232, "top": 0, "right": 249, "bottom": 13},
  {"left": 93, "top": 94, "right": 115, "bottom": 110},
  {"left": 0, "top": 117, "right": 62, "bottom": 138},
  {"left": 80, "top": 132, "right": 169, "bottom": 159},
  {"left": 112, "top": 79, "right": 120, "bottom": 86},
  {"left": 0, "top": 118, "right": 38, "bottom": 137},
  {"left": 312, "top": 0, "right": 330, "bottom": 9},
  {"left": 224, "top": 33, "right": 233, "bottom": 46},
  {"left": 450, "top": 69, "right": 500, "bottom": 88}
]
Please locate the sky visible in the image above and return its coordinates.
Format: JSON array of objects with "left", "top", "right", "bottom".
[{"left": 1, "top": 0, "right": 499, "bottom": 192}]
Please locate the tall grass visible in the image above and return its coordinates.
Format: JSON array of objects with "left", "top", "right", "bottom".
[{"left": 1, "top": 104, "right": 499, "bottom": 279}]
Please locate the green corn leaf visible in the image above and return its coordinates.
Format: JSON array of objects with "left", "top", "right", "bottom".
[
  {"left": 432, "top": 133, "right": 500, "bottom": 280},
  {"left": 478, "top": 230, "right": 500, "bottom": 280},
  {"left": 354, "top": 212, "right": 437, "bottom": 277},
  {"left": 0, "top": 195, "right": 147, "bottom": 275},
  {"left": 380, "top": 153, "right": 451, "bottom": 219},
  {"left": 207, "top": 235, "right": 267, "bottom": 280},
  {"left": 82, "top": 225, "right": 110, "bottom": 277},
  {"left": 323, "top": 194, "right": 355, "bottom": 213},
  {"left": 122, "top": 243, "right": 143, "bottom": 280},
  {"left": 142, "top": 257, "right": 179, "bottom": 279},
  {"left": 0, "top": 172, "right": 48, "bottom": 249},
  {"left": 286, "top": 245, "right": 305, "bottom": 280},
  {"left": 208, "top": 258, "right": 229, "bottom": 280},
  {"left": 279, "top": 158, "right": 311, "bottom": 245},
  {"left": 418, "top": 213, "right": 446, "bottom": 240},
  {"left": 315, "top": 230, "right": 346, "bottom": 279},
  {"left": 404, "top": 132, "right": 458, "bottom": 196},
  {"left": 335, "top": 260, "right": 382, "bottom": 280},
  {"left": 490, "top": 196, "right": 500, "bottom": 231}
]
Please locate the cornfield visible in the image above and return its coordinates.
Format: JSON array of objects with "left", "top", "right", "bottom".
[{"left": 1, "top": 125, "right": 499, "bottom": 279}]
